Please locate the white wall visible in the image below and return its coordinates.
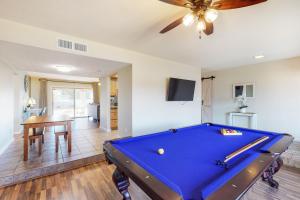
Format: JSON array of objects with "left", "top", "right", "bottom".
[
  {"left": 132, "top": 60, "right": 202, "bottom": 136},
  {"left": 100, "top": 77, "right": 111, "bottom": 132},
  {"left": 203, "top": 57, "right": 300, "bottom": 141},
  {"left": 13, "top": 71, "right": 29, "bottom": 134},
  {"left": 118, "top": 65, "right": 132, "bottom": 137},
  {"left": 0, "top": 19, "right": 203, "bottom": 136},
  {"left": 0, "top": 60, "right": 15, "bottom": 154}
]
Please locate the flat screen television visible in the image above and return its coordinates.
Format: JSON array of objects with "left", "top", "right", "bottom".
[{"left": 167, "top": 78, "right": 196, "bottom": 101}]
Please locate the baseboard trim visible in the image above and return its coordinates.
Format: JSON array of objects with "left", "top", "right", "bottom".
[{"left": 0, "top": 137, "right": 14, "bottom": 156}]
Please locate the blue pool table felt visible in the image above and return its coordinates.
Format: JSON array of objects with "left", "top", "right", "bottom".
[{"left": 112, "top": 124, "right": 283, "bottom": 200}]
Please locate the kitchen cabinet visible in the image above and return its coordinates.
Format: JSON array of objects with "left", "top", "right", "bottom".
[
  {"left": 111, "top": 77, "right": 118, "bottom": 97},
  {"left": 111, "top": 108, "right": 118, "bottom": 130}
]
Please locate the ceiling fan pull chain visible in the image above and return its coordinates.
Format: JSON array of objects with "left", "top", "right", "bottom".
[{"left": 199, "top": 31, "right": 202, "bottom": 39}]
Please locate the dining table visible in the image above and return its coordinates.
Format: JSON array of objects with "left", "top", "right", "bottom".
[{"left": 21, "top": 115, "right": 73, "bottom": 161}]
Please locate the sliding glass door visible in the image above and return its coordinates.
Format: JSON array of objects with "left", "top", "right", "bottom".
[
  {"left": 53, "top": 88, "right": 93, "bottom": 118},
  {"left": 75, "top": 89, "right": 93, "bottom": 117},
  {"left": 53, "top": 88, "right": 75, "bottom": 117}
]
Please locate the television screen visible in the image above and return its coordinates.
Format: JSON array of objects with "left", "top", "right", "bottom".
[{"left": 167, "top": 78, "right": 196, "bottom": 101}]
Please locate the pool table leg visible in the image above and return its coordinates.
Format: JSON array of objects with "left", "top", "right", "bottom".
[
  {"left": 262, "top": 157, "right": 283, "bottom": 189},
  {"left": 112, "top": 168, "right": 131, "bottom": 200}
]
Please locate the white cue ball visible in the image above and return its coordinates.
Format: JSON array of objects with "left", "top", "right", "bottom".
[{"left": 158, "top": 148, "right": 165, "bottom": 155}]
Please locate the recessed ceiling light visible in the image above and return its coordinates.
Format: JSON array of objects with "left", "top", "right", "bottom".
[
  {"left": 55, "top": 66, "right": 74, "bottom": 72},
  {"left": 254, "top": 55, "right": 265, "bottom": 59}
]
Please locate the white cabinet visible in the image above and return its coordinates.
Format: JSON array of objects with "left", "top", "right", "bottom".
[{"left": 227, "top": 112, "right": 257, "bottom": 129}]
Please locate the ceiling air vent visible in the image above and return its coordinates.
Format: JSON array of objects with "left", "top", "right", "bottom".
[
  {"left": 58, "top": 39, "right": 72, "bottom": 49},
  {"left": 74, "top": 43, "right": 88, "bottom": 52}
]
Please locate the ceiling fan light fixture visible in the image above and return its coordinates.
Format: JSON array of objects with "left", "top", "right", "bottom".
[
  {"left": 159, "top": 0, "right": 268, "bottom": 36},
  {"left": 204, "top": 9, "right": 218, "bottom": 23},
  {"left": 197, "top": 20, "right": 206, "bottom": 32},
  {"left": 184, "top": 2, "right": 193, "bottom": 8},
  {"left": 183, "top": 13, "right": 195, "bottom": 26}
]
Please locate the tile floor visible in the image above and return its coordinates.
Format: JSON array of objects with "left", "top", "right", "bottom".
[{"left": 0, "top": 118, "right": 119, "bottom": 187}]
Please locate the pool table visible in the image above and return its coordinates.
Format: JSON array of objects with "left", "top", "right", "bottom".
[{"left": 103, "top": 123, "right": 293, "bottom": 200}]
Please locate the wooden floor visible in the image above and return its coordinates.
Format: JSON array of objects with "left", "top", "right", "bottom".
[{"left": 0, "top": 162, "right": 299, "bottom": 200}]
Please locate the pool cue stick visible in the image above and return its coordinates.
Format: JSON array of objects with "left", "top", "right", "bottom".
[{"left": 224, "top": 136, "right": 269, "bottom": 163}]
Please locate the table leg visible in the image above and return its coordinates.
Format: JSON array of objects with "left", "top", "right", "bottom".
[
  {"left": 24, "top": 126, "right": 29, "bottom": 161},
  {"left": 112, "top": 169, "right": 131, "bottom": 200},
  {"left": 67, "top": 121, "right": 72, "bottom": 152},
  {"left": 262, "top": 157, "right": 283, "bottom": 189},
  {"left": 32, "top": 128, "right": 36, "bottom": 143}
]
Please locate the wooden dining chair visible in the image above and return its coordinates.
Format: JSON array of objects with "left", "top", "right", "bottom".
[
  {"left": 39, "top": 107, "right": 47, "bottom": 116},
  {"left": 30, "top": 107, "right": 47, "bottom": 144},
  {"left": 54, "top": 125, "right": 68, "bottom": 152},
  {"left": 29, "top": 127, "right": 45, "bottom": 155}
]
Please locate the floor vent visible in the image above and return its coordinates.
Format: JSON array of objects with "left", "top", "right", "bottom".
[{"left": 74, "top": 43, "right": 88, "bottom": 52}]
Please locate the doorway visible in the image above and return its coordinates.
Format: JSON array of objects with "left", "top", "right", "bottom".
[{"left": 201, "top": 77, "right": 215, "bottom": 123}]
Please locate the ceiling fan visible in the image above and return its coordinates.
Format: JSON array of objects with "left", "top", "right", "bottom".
[{"left": 159, "top": 0, "right": 267, "bottom": 38}]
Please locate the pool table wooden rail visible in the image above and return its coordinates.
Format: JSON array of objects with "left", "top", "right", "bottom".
[
  {"left": 103, "top": 133, "right": 293, "bottom": 200},
  {"left": 103, "top": 141, "right": 182, "bottom": 200},
  {"left": 207, "top": 133, "right": 293, "bottom": 200}
]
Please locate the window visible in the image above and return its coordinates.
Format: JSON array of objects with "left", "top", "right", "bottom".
[
  {"left": 245, "top": 85, "right": 254, "bottom": 98},
  {"left": 233, "top": 83, "right": 255, "bottom": 98}
]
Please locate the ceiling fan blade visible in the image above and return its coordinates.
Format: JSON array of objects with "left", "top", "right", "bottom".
[
  {"left": 211, "top": 0, "right": 267, "bottom": 10},
  {"left": 158, "top": 0, "right": 193, "bottom": 7},
  {"left": 203, "top": 21, "right": 214, "bottom": 35},
  {"left": 160, "top": 17, "right": 184, "bottom": 34}
]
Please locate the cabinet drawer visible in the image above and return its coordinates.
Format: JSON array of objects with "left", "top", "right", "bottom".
[
  {"left": 111, "top": 120, "right": 118, "bottom": 129},
  {"left": 111, "top": 109, "right": 117, "bottom": 114},
  {"left": 111, "top": 111, "right": 118, "bottom": 120}
]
